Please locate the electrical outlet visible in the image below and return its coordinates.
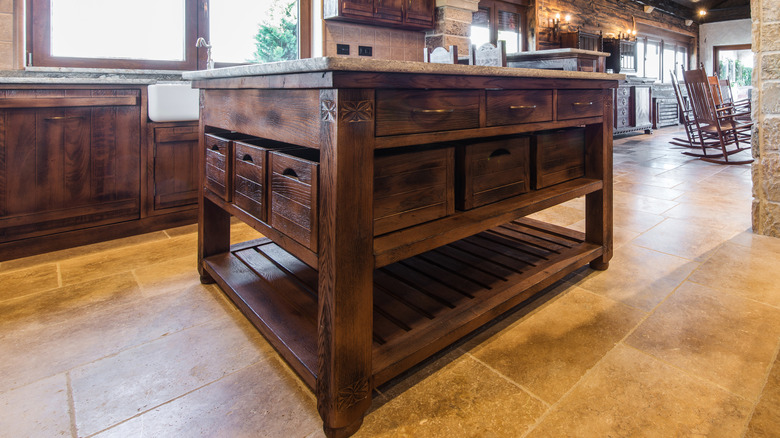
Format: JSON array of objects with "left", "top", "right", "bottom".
[
  {"left": 358, "top": 46, "right": 373, "bottom": 57},
  {"left": 337, "top": 44, "right": 350, "bottom": 55}
]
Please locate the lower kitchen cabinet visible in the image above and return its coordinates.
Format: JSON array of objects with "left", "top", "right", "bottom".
[
  {"left": 613, "top": 83, "right": 652, "bottom": 135},
  {"left": 0, "top": 85, "right": 198, "bottom": 261}
]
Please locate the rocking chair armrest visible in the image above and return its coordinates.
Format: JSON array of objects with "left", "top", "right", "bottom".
[{"left": 716, "top": 110, "right": 751, "bottom": 121}]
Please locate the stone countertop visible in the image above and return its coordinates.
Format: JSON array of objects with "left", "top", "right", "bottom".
[
  {"left": 183, "top": 57, "right": 625, "bottom": 82},
  {"left": 0, "top": 67, "right": 187, "bottom": 85},
  {"left": 506, "top": 48, "right": 611, "bottom": 59}
]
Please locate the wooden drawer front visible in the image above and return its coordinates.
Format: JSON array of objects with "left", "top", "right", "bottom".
[
  {"left": 234, "top": 142, "right": 268, "bottom": 222},
  {"left": 156, "top": 125, "right": 198, "bottom": 143},
  {"left": 533, "top": 128, "right": 586, "bottom": 189},
  {"left": 374, "top": 147, "right": 455, "bottom": 236},
  {"left": 486, "top": 90, "right": 553, "bottom": 127},
  {"left": 204, "top": 134, "right": 231, "bottom": 200},
  {"left": 376, "top": 90, "right": 480, "bottom": 136},
  {"left": 269, "top": 149, "right": 319, "bottom": 251},
  {"left": 557, "top": 90, "right": 604, "bottom": 120},
  {"left": 457, "top": 137, "right": 530, "bottom": 210}
]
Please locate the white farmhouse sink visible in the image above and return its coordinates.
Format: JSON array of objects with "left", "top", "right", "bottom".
[{"left": 148, "top": 83, "right": 199, "bottom": 122}]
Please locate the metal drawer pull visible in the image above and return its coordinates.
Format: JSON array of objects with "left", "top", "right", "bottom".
[
  {"left": 44, "top": 116, "right": 85, "bottom": 121},
  {"left": 510, "top": 105, "right": 537, "bottom": 110},
  {"left": 489, "top": 148, "right": 511, "bottom": 158},
  {"left": 242, "top": 154, "right": 254, "bottom": 162},
  {"left": 412, "top": 109, "right": 454, "bottom": 114},
  {"left": 572, "top": 102, "right": 594, "bottom": 106}
]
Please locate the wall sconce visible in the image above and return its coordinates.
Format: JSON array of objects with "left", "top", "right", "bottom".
[{"left": 546, "top": 12, "right": 572, "bottom": 39}]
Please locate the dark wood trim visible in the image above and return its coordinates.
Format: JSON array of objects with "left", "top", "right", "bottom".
[
  {"left": 0, "top": 96, "right": 139, "bottom": 108},
  {"left": 713, "top": 43, "right": 751, "bottom": 77}
]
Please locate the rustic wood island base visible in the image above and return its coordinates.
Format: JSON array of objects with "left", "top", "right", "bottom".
[{"left": 186, "top": 58, "right": 620, "bottom": 437}]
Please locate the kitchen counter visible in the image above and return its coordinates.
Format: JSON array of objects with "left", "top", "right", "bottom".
[
  {"left": 193, "top": 57, "right": 617, "bottom": 437},
  {"left": 506, "top": 48, "right": 611, "bottom": 73},
  {"left": 183, "top": 56, "right": 624, "bottom": 81},
  {"left": 0, "top": 67, "right": 186, "bottom": 84}
]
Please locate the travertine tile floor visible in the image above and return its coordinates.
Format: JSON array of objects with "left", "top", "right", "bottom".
[{"left": 2, "top": 127, "right": 779, "bottom": 437}]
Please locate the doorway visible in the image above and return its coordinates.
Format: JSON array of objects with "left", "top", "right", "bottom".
[{"left": 713, "top": 44, "right": 753, "bottom": 101}]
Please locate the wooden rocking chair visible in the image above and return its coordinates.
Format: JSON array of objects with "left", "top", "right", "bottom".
[
  {"left": 668, "top": 70, "right": 723, "bottom": 157},
  {"left": 682, "top": 67, "right": 753, "bottom": 164}
]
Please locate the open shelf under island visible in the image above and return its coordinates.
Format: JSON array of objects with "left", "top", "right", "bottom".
[{"left": 185, "top": 57, "right": 621, "bottom": 438}]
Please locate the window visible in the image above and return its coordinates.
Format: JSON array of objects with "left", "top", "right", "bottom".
[
  {"left": 633, "top": 24, "right": 693, "bottom": 81},
  {"left": 28, "top": 0, "right": 311, "bottom": 69},
  {"left": 471, "top": 0, "right": 527, "bottom": 54}
]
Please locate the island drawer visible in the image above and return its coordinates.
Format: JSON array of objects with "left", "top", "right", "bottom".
[
  {"left": 456, "top": 137, "right": 530, "bottom": 210},
  {"left": 376, "top": 90, "right": 480, "bottom": 136},
  {"left": 486, "top": 90, "right": 554, "bottom": 127},
  {"left": 374, "top": 146, "right": 455, "bottom": 236},
  {"left": 269, "top": 148, "right": 320, "bottom": 252},
  {"left": 234, "top": 139, "right": 301, "bottom": 223},
  {"left": 557, "top": 89, "right": 604, "bottom": 120},
  {"left": 532, "top": 128, "right": 586, "bottom": 189},
  {"left": 204, "top": 131, "right": 255, "bottom": 201}
]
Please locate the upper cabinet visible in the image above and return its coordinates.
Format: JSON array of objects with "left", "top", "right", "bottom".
[{"left": 324, "top": 0, "right": 435, "bottom": 30}]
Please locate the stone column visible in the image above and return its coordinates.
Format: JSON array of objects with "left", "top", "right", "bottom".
[
  {"left": 425, "top": 0, "right": 480, "bottom": 55},
  {"left": 752, "top": 0, "right": 780, "bottom": 236}
]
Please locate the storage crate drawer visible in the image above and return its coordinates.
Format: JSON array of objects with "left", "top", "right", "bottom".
[
  {"left": 557, "top": 90, "right": 604, "bottom": 120},
  {"left": 374, "top": 146, "right": 455, "bottom": 236},
  {"left": 456, "top": 137, "right": 530, "bottom": 210},
  {"left": 376, "top": 90, "right": 480, "bottom": 136},
  {"left": 269, "top": 148, "right": 319, "bottom": 251},
  {"left": 204, "top": 132, "right": 254, "bottom": 201},
  {"left": 234, "top": 139, "right": 301, "bottom": 223},
  {"left": 486, "top": 90, "right": 553, "bottom": 127},
  {"left": 532, "top": 128, "right": 586, "bottom": 189}
]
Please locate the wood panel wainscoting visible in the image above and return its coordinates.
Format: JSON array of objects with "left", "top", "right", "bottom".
[
  {"left": 188, "top": 58, "right": 618, "bottom": 438},
  {"left": 0, "top": 85, "right": 199, "bottom": 261}
]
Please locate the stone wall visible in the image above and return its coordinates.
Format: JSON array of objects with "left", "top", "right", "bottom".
[
  {"left": 752, "top": 0, "right": 780, "bottom": 236},
  {"left": 0, "top": 0, "right": 14, "bottom": 69}
]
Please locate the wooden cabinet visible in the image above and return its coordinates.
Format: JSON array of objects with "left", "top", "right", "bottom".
[
  {"left": 324, "top": 0, "right": 434, "bottom": 30},
  {"left": 147, "top": 121, "right": 199, "bottom": 214},
  {"left": 613, "top": 83, "right": 652, "bottom": 135},
  {"left": 0, "top": 89, "right": 141, "bottom": 244},
  {"left": 603, "top": 38, "right": 637, "bottom": 74}
]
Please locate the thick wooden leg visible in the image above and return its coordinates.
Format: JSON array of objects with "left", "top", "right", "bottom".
[
  {"left": 198, "top": 195, "right": 230, "bottom": 283},
  {"left": 316, "top": 89, "right": 374, "bottom": 436},
  {"left": 585, "top": 90, "right": 614, "bottom": 269}
]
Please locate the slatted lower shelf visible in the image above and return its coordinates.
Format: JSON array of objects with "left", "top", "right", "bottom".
[{"left": 202, "top": 217, "right": 602, "bottom": 390}]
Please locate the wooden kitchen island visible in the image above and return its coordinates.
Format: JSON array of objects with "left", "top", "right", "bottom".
[{"left": 185, "top": 58, "right": 620, "bottom": 437}]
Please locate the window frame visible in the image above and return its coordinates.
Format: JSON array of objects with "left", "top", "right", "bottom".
[
  {"left": 473, "top": 0, "right": 529, "bottom": 53},
  {"left": 27, "top": 0, "right": 311, "bottom": 70}
]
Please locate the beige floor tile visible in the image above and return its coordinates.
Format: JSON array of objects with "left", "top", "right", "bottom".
[
  {"left": 689, "top": 242, "right": 780, "bottom": 308},
  {"left": 71, "top": 317, "right": 271, "bottom": 436},
  {"left": 0, "top": 374, "right": 71, "bottom": 437},
  {"left": 93, "top": 357, "right": 320, "bottom": 438},
  {"left": 570, "top": 220, "right": 639, "bottom": 249},
  {"left": 164, "top": 223, "right": 198, "bottom": 237},
  {"left": 613, "top": 191, "right": 679, "bottom": 215},
  {"left": 613, "top": 172, "right": 686, "bottom": 189},
  {"left": 729, "top": 230, "right": 780, "bottom": 251},
  {"left": 133, "top": 253, "right": 200, "bottom": 297},
  {"left": 0, "top": 231, "right": 170, "bottom": 272},
  {"left": 526, "top": 204, "right": 585, "bottom": 228},
  {"left": 745, "top": 352, "right": 780, "bottom": 437},
  {"left": 355, "top": 354, "right": 547, "bottom": 437},
  {"left": 632, "top": 217, "right": 741, "bottom": 261},
  {"left": 663, "top": 197, "right": 753, "bottom": 232},
  {"left": 612, "top": 206, "right": 667, "bottom": 234},
  {"left": 0, "top": 263, "right": 59, "bottom": 302},
  {"left": 0, "top": 275, "right": 229, "bottom": 393},
  {"left": 469, "top": 288, "right": 645, "bottom": 404},
  {"left": 230, "top": 221, "right": 266, "bottom": 244},
  {"left": 613, "top": 181, "right": 685, "bottom": 201},
  {"left": 58, "top": 235, "right": 196, "bottom": 286},
  {"left": 572, "top": 243, "right": 698, "bottom": 311},
  {"left": 627, "top": 281, "right": 780, "bottom": 400},
  {"left": 526, "top": 345, "right": 753, "bottom": 437}
]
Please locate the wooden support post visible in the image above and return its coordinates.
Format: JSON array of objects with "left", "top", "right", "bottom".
[
  {"left": 316, "top": 89, "right": 375, "bottom": 437},
  {"left": 585, "top": 88, "right": 614, "bottom": 271}
]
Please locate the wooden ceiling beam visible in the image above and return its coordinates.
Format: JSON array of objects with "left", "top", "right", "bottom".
[
  {"left": 700, "top": 5, "right": 751, "bottom": 22},
  {"left": 629, "top": 0, "right": 697, "bottom": 20}
]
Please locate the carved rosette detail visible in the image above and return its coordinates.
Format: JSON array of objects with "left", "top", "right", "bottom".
[
  {"left": 321, "top": 100, "right": 337, "bottom": 122},
  {"left": 340, "top": 101, "right": 374, "bottom": 123},
  {"left": 336, "top": 378, "right": 370, "bottom": 410}
]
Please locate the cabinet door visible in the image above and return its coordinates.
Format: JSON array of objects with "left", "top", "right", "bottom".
[
  {"left": 0, "top": 90, "right": 141, "bottom": 243},
  {"left": 633, "top": 86, "right": 652, "bottom": 128},
  {"left": 404, "top": 0, "right": 434, "bottom": 27},
  {"left": 375, "top": 0, "right": 404, "bottom": 23},
  {"left": 152, "top": 124, "right": 199, "bottom": 211},
  {"left": 340, "top": 0, "right": 374, "bottom": 19}
]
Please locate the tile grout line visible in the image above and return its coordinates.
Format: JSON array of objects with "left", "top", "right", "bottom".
[
  {"left": 462, "top": 350, "right": 551, "bottom": 408},
  {"left": 82, "top": 358, "right": 269, "bottom": 438},
  {"left": 65, "top": 371, "right": 78, "bottom": 438},
  {"left": 739, "top": 331, "right": 780, "bottom": 438}
]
